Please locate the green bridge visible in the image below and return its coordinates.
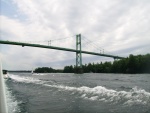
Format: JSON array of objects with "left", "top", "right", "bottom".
[{"left": 0, "top": 34, "right": 125, "bottom": 73}]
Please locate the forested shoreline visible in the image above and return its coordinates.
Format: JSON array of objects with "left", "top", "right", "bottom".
[{"left": 34, "top": 54, "right": 150, "bottom": 74}]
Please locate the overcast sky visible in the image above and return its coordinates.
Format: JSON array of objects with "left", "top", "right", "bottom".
[{"left": 0, "top": 0, "right": 150, "bottom": 70}]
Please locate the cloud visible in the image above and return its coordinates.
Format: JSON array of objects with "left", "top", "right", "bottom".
[{"left": 0, "top": 0, "right": 150, "bottom": 70}]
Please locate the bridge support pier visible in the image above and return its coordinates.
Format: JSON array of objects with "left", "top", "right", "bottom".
[{"left": 75, "top": 34, "right": 83, "bottom": 74}]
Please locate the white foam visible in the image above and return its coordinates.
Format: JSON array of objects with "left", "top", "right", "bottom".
[
  {"left": 43, "top": 84, "right": 150, "bottom": 105},
  {"left": 89, "top": 96, "right": 99, "bottom": 101},
  {"left": 9, "top": 74, "right": 43, "bottom": 84},
  {"left": 32, "top": 73, "right": 45, "bottom": 76},
  {"left": 5, "top": 81, "right": 21, "bottom": 113},
  {"left": 8, "top": 74, "right": 150, "bottom": 105}
]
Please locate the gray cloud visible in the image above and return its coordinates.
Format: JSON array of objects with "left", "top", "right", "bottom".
[{"left": 0, "top": 0, "right": 150, "bottom": 70}]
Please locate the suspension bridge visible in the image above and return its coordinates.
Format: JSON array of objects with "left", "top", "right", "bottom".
[{"left": 0, "top": 34, "right": 125, "bottom": 73}]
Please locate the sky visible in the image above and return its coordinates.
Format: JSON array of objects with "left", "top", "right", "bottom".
[{"left": 0, "top": 0, "right": 150, "bottom": 70}]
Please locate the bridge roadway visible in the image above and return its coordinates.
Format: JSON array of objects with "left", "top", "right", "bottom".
[{"left": 0, "top": 40, "right": 124, "bottom": 59}]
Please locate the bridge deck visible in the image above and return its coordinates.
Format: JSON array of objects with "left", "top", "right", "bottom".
[{"left": 0, "top": 40, "right": 124, "bottom": 59}]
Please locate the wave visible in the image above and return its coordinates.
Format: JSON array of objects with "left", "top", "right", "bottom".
[
  {"left": 32, "top": 73, "right": 46, "bottom": 76},
  {"left": 5, "top": 80, "right": 21, "bottom": 113},
  {"left": 9, "top": 74, "right": 43, "bottom": 84},
  {"left": 44, "top": 84, "right": 150, "bottom": 106},
  {"left": 8, "top": 74, "right": 150, "bottom": 106}
]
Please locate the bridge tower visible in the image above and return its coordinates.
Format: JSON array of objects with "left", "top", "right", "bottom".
[{"left": 76, "top": 34, "right": 83, "bottom": 73}]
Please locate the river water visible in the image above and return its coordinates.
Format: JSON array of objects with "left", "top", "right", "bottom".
[{"left": 5, "top": 73, "right": 150, "bottom": 113}]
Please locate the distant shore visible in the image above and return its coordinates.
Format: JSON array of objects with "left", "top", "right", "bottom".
[{"left": 3, "top": 54, "right": 150, "bottom": 74}]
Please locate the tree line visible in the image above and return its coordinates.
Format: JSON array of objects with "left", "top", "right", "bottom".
[
  {"left": 34, "top": 67, "right": 63, "bottom": 73},
  {"left": 34, "top": 54, "right": 150, "bottom": 74}
]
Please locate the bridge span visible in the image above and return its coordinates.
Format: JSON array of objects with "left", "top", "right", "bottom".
[
  {"left": 0, "top": 40, "right": 124, "bottom": 59},
  {"left": 0, "top": 34, "right": 125, "bottom": 73}
]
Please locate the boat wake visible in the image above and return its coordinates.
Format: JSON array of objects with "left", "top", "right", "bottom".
[
  {"left": 5, "top": 80, "right": 21, "bottom": 113},
  {"left": 8, "top": 74, "right": 150, "bottom": 106}
]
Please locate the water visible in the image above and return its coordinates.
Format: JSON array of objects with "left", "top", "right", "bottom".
[{"left": 5, "top": 73, "right": 150, "bottom": 113}]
